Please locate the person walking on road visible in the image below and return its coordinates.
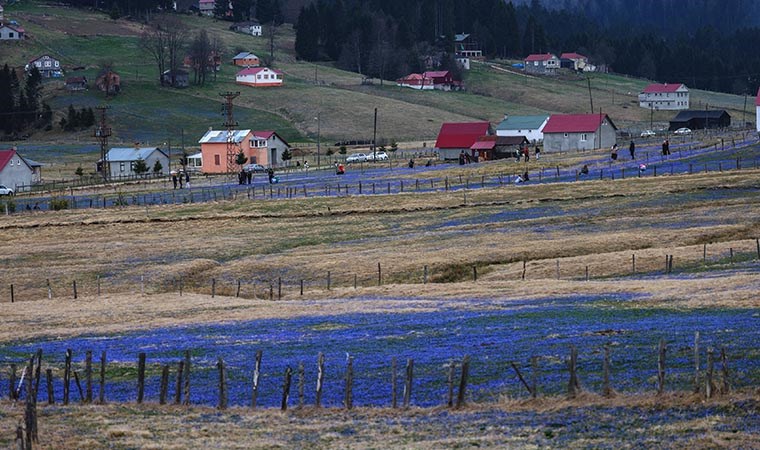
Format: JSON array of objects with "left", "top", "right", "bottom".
[{"left": 629, "top": 140, "right": 635, "bottom": 159}]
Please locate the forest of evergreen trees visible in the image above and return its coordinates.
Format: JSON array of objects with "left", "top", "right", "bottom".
[
  {"left": 292, "top": 0, "right": 760, "bottom": 95},
  {"left": 0, "top": 65, "right": 52, "bottom": 137}
]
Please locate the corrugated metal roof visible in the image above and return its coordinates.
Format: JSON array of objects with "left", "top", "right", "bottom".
[
  {"left": 496, "top": 115, "right": 549, "bottom": 131},
  {"left": 106, "top": 147, "right": 164, "bottom": 162},
  {"left": 233, "top": 52, "right": 257, "bottom": 60},
  {"left": 642, "top": 83, "right": 686, "bottom": 93},
  {"left": 198, "top": 129, "right": 251, "bottom": 144},
  {"left": 435, "top": 122, "right": 491, "bottom": 149},
  {"left": 543, "top": 114, "right": 616, "bottom": 133}
]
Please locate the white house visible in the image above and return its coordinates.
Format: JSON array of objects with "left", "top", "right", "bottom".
[
  {"left": 250, "top": 130, "right": 290, "bottom": 167},
  {"left": 231, "top": 21, "right": 262, "bottom": 36},
  {"left": 0, "top": 148, "right": 35, "bottom": 191},
  {"left": 0, "top": 23, "right": 24, "bottom": 41},
  {"left": 103, "top": 147, "right": 169, "bottom": 178},
  {"left": 26, "top": 55, "right": 62, "bottom": 78},
  {"left": 495, "top": 114, "right": 549, "bottom": 143},
  {"left": 198, "top": 0, "right": 214, "bottom": 16},
  {"left": 235, "top": 67, "right": 283, "bottom": 87},
  {"left": 639, "top": 83, "right": 689, "bottom": 110}
]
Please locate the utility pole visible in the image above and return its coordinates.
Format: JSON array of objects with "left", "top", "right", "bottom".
[
  {"left": 650, "top": 103, "right": 654, "bottom": 130},
  {"left": 220, "top": 91, "right": 241, "bottom": 174},
  {"left": 94, "top": 106, "right": 112, "bottom": 182},
  {"left": 743, "top": 92, "right": 748, "bottom": 127},
  {"left": 316, "top": 112, "right": 321, "bottom": 167},
  {"left": 587, "top": 76, "right": 594, "bottom": 114},
  {"left": 372, "top": 107, "right": 378, "bottom": 160}
]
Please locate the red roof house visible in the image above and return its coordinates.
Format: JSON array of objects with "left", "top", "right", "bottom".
[
  {"left": 639, "top": 83, "right": 689, "bottom": 110},
  {"left": 542, "top": 114, "right": 617, "bottom": 152},
  {"left": 435, "top": 122, "right": 492, "bottom": 160},
  {"left": 0, "top": 148, "right": 35, "bottom": 190},
  {"left": 524, "top": 53, "right": 560, "bottom": 75},
  {"left": 235, "top": 67, "right": 283, "bottom": 87}
]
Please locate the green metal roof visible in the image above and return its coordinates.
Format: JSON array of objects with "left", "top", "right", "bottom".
[{"left": 496, "top": 115, "right": 549, "bottom": 131}]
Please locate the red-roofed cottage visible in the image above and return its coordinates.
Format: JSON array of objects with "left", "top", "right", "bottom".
[
  {"left": 235, "top": 67, "right": 283, "bottom": 87},
  {"left": 542, "top": 114, "right": 617, "bottom": 152},
  {"left": 396, "top": 70, "right": 461, "bottom": 91},
  {"left": 0, "top": 148, "right": 35, "bottom": 191},
  {"left": 639, "top": 83, "right": 689, "bottom": 110},
  {"left": 435, "top": 122, "right": 492, "bottom": 160},
  {"left": 524, "top": 53, "right": 560, "bottom": 75},
  {"left": 396, "top": 73, "right": 434, "bottom": 90}
]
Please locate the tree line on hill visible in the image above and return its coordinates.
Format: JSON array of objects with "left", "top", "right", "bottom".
[
  {"left": 0, "top": 65, "right": 52, "bottom": 136},
  {"left": 291, "top": 0, "right": 760, "bottom": 95}
]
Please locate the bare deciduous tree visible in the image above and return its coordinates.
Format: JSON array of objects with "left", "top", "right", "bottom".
[{"left": 139, "top": 14, "right": 187, "bottom": 87}]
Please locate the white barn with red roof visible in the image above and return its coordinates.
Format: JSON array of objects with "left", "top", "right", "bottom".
[
  {"left": 639, "top": 83, "right": 689, "bottom": 110},
  {"left": 542, "top": 114, "right": 617, "bottom": 152},
  {"left": 236, "top": 67, "right": 283, "bottom": 87},
  {"left": 0, "top": 148, "right": 35, "bottom": 191},
  {"left": 434, "top": 122, "right": 492, "bottom": 160}
]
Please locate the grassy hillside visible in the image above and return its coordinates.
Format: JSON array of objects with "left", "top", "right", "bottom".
[{"left": 0, "top": 1, "right": 753, "bottom": 150}]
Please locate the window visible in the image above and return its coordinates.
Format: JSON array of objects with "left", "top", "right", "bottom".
[
  {"left": 214, "top": 155, "right": 221, "bottom": 165},
  {"left": 564, "top": 133, "right": 568, "bottom": 137},
  {"left": 580, "top": 133, "right": 588, "bottom": 141},
  {"left": 9, "top": 32, "right": 14, "bottom": 38},
  {"left": 120, "top": 162, "right": 125, "bottom": 172},
  {"left": 44, "top": 61, "right": 51, "bottom": 67}
]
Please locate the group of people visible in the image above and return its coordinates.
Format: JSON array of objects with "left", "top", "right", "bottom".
[
  {"left": 514, "top": 145, "right": 541, "bottom": 162},
  {"left": 610, "top": 141, "right": 638, "bottom": 161},
  {"left": 238, "top": 170, "right": 253, "bottom": 185},
  {"left": 171, "top": 171, "right": 190, "bottom": 189}
]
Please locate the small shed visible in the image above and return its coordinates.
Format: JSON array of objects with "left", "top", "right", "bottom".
[
  {"left": 162, "top": 69, "right": 190, "bottom": 88},
  {"left": 65, "top": 76, "right": 88, "bottom": 91}
]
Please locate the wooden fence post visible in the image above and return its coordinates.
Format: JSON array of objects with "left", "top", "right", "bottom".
[
  {"left": 217, "top": 357, "right": 227, "bottom": 410},
  {"left": 137, "top": 352, "right": 146, "bottom": 404},
  {"left": 281, "top": 367, "right": 292, "bottom": 411},
  {"left": 63, "top": 349, "right": 72, "bottom": 405},
  {"left": 278, "top": 277, "right": 282, "bottom": 300},
  {"left": 657, "top": 339, "right": 666, "bottom": 395},
  {"left": 378, "top": 262, "right": 382, "bottom": 286},
  {"left": 211, "top": 278, "right": 216, "bottom": 298},
  {"left": 472, "top": 266, "right": 477, "bottom": 282},
  {"left": 46, "top": 369, "right": 54, "bottom": 404},
  {"left": 705, "top": 348, "right": 714, "bottom": 399},
  {"left": 632, "top": 254, "right": 636, "bottom": 274},
  {"left": 24, "top": 359, "right": 38, "bottom": 447},
  {"left": 447, "top": 359, "right": 455, "bottom": 408},
  {"left": 603, "top": 345, "right": 612, "bottom": 398},
  {"left": 693, "top": 331, "right": 700, "bottom": 394},
  {"left": 236, "top": 280, "right": 241, "bottom": 298},
  {"left": 72, "top": 280, "right": 77, "bottom": 299},
  {"left": 391, "top": 357, "right": 398, "bottom": 409},
  {"left": 10, "top": 284, "right": 14, "bottom": 303},
  {"left": 174, "top": 361, "right": 184, "bottom": 405},
  {"left": 567, "top": 345, "right": 579, "bottom": 399},
  {"left": 183, "top": 350, "right": 191, "bottom": 406},
  {"left": 300, "top": 279, "right": 304, "bottom": 296},
  {"left": 298, "top": 362, "right": 305, "bottom": 409},
  {"left": 403, "top": 358, "right": 413, "bottom": 409},
  {"left": 556, "top": 260, "right": 560, "bottom": 280},
  {"left": 85, "top": 350, "right": 92, "bottom": 403},
  {"left": 423, "top": 265, "right": 428, "bottom": 284},
  {"left": 455, "top": 355, "right": 470, "bottom": 409},
  {"left": 344, "top": 355, "right": 354, "bottom": 410},
  {"left": 720, "top": 347, "right": 729, "bottom": 395},
  {"left": 703, "top": 243, "right": 707, "bottom": 263},
  {"left": 159, "top": 365, "right": 169, "bottom": 405},
  {"left": 9, "top": 364, "right": 16, "bottom": 400},
  {"left": 585, "top": 265, "right": 589, "bottom": 281},
  {"left": 46, "top": 279, "right": 52, "bottom": 300},
  {"left": 315, "top": 352, "right": 324, "bottom": 408},
  {"left": 252, "top": 350, "right": 262, "bottom": 409},
  {"left": 327, "top": 271, "right": 331, "bottom": 290},
  {"left": 521, "top": 261, "right": 527, "bottom": 280},
  {"left": 140, "top": 274, "right": 145, "bottom": 296}
]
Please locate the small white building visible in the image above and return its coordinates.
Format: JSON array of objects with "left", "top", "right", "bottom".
[
  {"left": 0, "top": 23, "right": 24, "bottom": 41},
  {"left": 235, "top": 67, "right": 283, "bottom": 87},
  {"left": 103, "top": 147, "right": 169, "bottom": 178},
  {"left": 0, "top": 148, "right": 35, "bottom": 191},
  {"left": 231, "top": 21, "right": 262, "bottom": 36},
  {"left": 639, "top": 83, "right": 689, "bottom": 110}
]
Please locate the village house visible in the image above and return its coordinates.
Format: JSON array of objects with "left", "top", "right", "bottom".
[
  {"left": 0, "top": 148, "right": 36, "bottom": 191},
  {"left": 231, "top": 20, "right": 262, "bottom": 36},
  {"left": 198, "top": 129, "right": 290, "bottom": 173},
  {"left": 235, "top": 67, "right": 283, "bottom": 87},
  {"left": 434, "top": 121, "right": 493, "bottom": 160},
  {"left": 639, "top": 83, "right": 690, "bottom": 110},
  {"left": 396, "top": 71, "right": 461, "bottom": 91},
  {"left": 198, "top": 0, "right": 214, "bottom": 16},
  {"left": 161, "top": 69, "right": 190, "bottom": 88},
  {"left": 454, "top": 33, "right": 483, "bottom": 70},
  {"left": 396, "top": 73, "right": 433, "bottom": 90},
  {"left": 669, "top": 110, "right": 730, "bottom": 131},
  {"left": 542, "top": 114, "right": 617, "bottom": 152},
  {"left": 496, "top": 114, "right": 549, "bottom": 143},
  {"left": 65, "top": 76, "right": 88, "bottom": 91},
  {"left": 232, "top": 52, "right": 260, "bottom": 67},
  {"left": 0, "top": 22, "right": 24, "bottom": 41},
  {"left": 560, "top": 52, "right": 589, "bottom": 71},
  {"left": 95, "top": 69, "right": 121, "bottom": 94},
  {"left": 102, "top": 147, "right": 169, "bottom": 179},
  {"left": 524, "top": 53, "right": 560, "bottom": 75},
  {"left": 185, "top": 152, "right": 203, "bottom": 171},
  {"left": 26, "top": 55, "right": 63, "bottom": 78}
]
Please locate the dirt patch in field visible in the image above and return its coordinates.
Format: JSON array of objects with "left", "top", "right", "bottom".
[{"left": 18, "top": 11, "right": 146, "bottom": 37}]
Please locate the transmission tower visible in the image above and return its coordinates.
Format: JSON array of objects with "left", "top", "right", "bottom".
[
  {"left": 220, "top": 91, "right": 241, "bottom": 174},
  {"left": 94, "top": 106, "right": 112, "bottom": 181}
]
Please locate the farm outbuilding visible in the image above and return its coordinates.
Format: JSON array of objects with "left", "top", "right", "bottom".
[
  {"left": 435, "top": 122, "right": 492, "bottom": 160},
  {"left": 542, "top": 114, "right": 617, "bottom": 152},
  {"left": 669, "top": 110, "right": 731, "bottom": 131}
]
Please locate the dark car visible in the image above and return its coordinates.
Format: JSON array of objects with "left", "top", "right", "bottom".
[{"left": 243, "top": 163, "right": 267, "bottom": 173}]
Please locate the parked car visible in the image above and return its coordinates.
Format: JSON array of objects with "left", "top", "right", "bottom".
[
  {"left": 366, "top": 151, "right": 389, "bottom": 161},
  {"left": 640, "top": 130, "right": 656, "bottom": 138},
  {"left": 243, "top": 163, "right": 267, "bottom": 173},
  {"left": 673, "top": 127, "right": 692, "bottom": 135},
  {"left": 0, "top": 185, "right": 14, "bottom": 196},
  {"left": 346, "top": 153, "right": 367, "bottom": 163}
]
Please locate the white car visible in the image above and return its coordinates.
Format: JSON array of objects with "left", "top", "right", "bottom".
[
  {"left": 366, "top": 151, "right": 389, "bottom": 161},
  {"left": 346, "top": 153, "right": 367, "bottom": 163},
  {"left": 640, "top": 130, "right": 656, "bottom": 138},
  {"left": 0, "top": 185, "right": 14, "bottom": 196},
  {"left": 673, "top": 127, "right": 692, "bottom": 135}
]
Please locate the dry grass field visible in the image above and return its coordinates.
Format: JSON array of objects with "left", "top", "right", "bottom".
[{"left": 2, "top": 158, "right": 760, "bottom": 448}]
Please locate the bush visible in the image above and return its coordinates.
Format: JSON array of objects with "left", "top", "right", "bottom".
[{"left": 50, "top": 197, "right": 69, "bottom": 211}]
